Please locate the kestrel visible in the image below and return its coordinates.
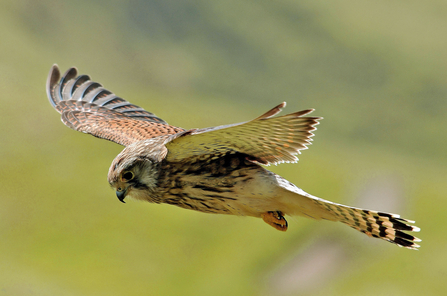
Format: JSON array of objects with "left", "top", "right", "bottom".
[{"left": 47, "top": 65, "right": 421, "bottom": 249}]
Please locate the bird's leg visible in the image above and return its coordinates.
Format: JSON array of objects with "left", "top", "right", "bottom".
[{"left": 261, "top": 211, "right": 288, "bottom": 231}]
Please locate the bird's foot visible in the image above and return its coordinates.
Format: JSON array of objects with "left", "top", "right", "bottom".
[{"left": 261, "top": 211, "right": 288, "bottom": 231}]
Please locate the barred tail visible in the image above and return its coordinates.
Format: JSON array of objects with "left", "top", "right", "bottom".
[
  {"left": 316, "top": 201, "right": 421, "bottom": 250},
  {"left": 275, "top": 176, "right": 421, "bottom": 249}
]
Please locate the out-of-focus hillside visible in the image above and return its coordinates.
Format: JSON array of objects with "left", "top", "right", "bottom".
[{"left": 0, "top": 0, "right": 446, "bottom": 295}]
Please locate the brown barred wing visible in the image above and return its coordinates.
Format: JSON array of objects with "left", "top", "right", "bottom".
[{"left": 46, "top": 65, "right": 184, "bottom": 146}]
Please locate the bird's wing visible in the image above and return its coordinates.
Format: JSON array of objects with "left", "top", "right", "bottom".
[
  {"left": 46, "top": 65, "right": 185, "bottom": 146},
  {"left": 165, "top": 102, "right": 321, "bottom": 165}
]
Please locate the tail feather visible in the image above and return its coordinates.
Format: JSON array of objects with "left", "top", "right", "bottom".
[
  {"left": 316, "top": 201, "right": 421, "bottom": 250},
  {"left": 274, "top": 175, "right": 421, "bottom": 249}
]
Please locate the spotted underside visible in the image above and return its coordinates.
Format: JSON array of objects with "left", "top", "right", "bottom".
[{"left": 157, "top": 151, "right": 257, "bottom": 214}]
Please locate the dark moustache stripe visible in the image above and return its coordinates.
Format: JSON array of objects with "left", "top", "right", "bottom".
[{"left": 131, "top": 179, "right": 149, "bottom": 190}]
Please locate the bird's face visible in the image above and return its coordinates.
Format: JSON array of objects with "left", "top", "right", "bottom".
[
  {"left": 112, "top": 169, "right": 137, "bottom": 203},
  {"left": 108, "top": 151, "right": 159, "bottom": 203}
]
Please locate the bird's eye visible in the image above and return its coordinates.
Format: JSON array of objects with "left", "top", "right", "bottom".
[{"left": 122, "top": 171, "right": 134, "bottom": 181}]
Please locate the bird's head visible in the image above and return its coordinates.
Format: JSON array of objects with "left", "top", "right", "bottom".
[{"left": 108, "top": 142, "right": 161, "bottom": 203}]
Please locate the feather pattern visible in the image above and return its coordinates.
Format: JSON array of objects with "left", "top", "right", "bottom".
[
  {"left": 166, "top": 102, "right": 321, "bottom": 165},
  {"left": 46, "top": 65, "right": 184, "bottom": 146}
]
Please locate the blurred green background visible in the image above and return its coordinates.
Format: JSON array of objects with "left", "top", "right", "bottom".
[{"left": 1, "top": 0, "right": 446, "bottom": 295}]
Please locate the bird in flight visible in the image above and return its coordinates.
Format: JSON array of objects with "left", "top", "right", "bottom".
[{"left": 47, "top": 65, "right": 421, "bottom": 249}]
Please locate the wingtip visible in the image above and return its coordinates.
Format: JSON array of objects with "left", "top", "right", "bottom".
[
  {"left": 46, "top": 64, "right": 61, "bottom": 107},
  {"left": 61, "top": 67, "right": 78, "bottom": 81},
  {"left": 253, "top": 102, "right": 287, "bottom": 120},
  {"left": 48, "top": 64, "right": 60, "bottom": 83}
]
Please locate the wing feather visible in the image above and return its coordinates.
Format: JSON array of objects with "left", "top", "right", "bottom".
[
  {"left": 47, "top": 64, "right": 184, "bottom": 146},
  {"left": 165, "top": 102, "right": 322, "bottom": 165}
]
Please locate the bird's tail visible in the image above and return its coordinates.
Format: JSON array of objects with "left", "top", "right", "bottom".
[
  {"left": 275, "top": 177, "right": 421, "bottom": 249},
  {"left": 313, "top": 200, "right": 421, "bottom": 249}
]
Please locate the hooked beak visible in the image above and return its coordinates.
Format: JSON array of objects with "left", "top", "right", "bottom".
[{"left": 116, "top": 188, "right": 128, "bottom": 203}]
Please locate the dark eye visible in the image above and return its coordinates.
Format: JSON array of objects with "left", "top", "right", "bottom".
[{"left": 122, "top": 171, "right": 134, "bottom": 181}]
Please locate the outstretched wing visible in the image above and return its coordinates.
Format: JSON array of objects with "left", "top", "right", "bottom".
[
  {"left": 46, "top": 65, "right": 185, "bottom": 146},
  {"left": 165, "top": 102, "right": 321, "bottom": 165}
]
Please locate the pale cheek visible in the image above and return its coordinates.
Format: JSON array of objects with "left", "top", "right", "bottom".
[
  {"left": 139, "top": 174, "right": 158, "bottom": 190},
  {"left": 127, "top": 189, "right": 151, "bottom": 202}
]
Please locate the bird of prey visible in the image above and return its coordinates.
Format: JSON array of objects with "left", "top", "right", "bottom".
[{"left": 47, "top": 65, "right": 421, "bottom": 249}]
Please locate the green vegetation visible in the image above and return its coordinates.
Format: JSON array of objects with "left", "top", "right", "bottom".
[{"left": 1, "top": 0, "right": 445, "bottom": 295}]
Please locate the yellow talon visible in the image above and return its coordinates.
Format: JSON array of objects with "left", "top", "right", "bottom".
[{"left": 261, "top": 211, "right": 288, "bottom": 231}]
